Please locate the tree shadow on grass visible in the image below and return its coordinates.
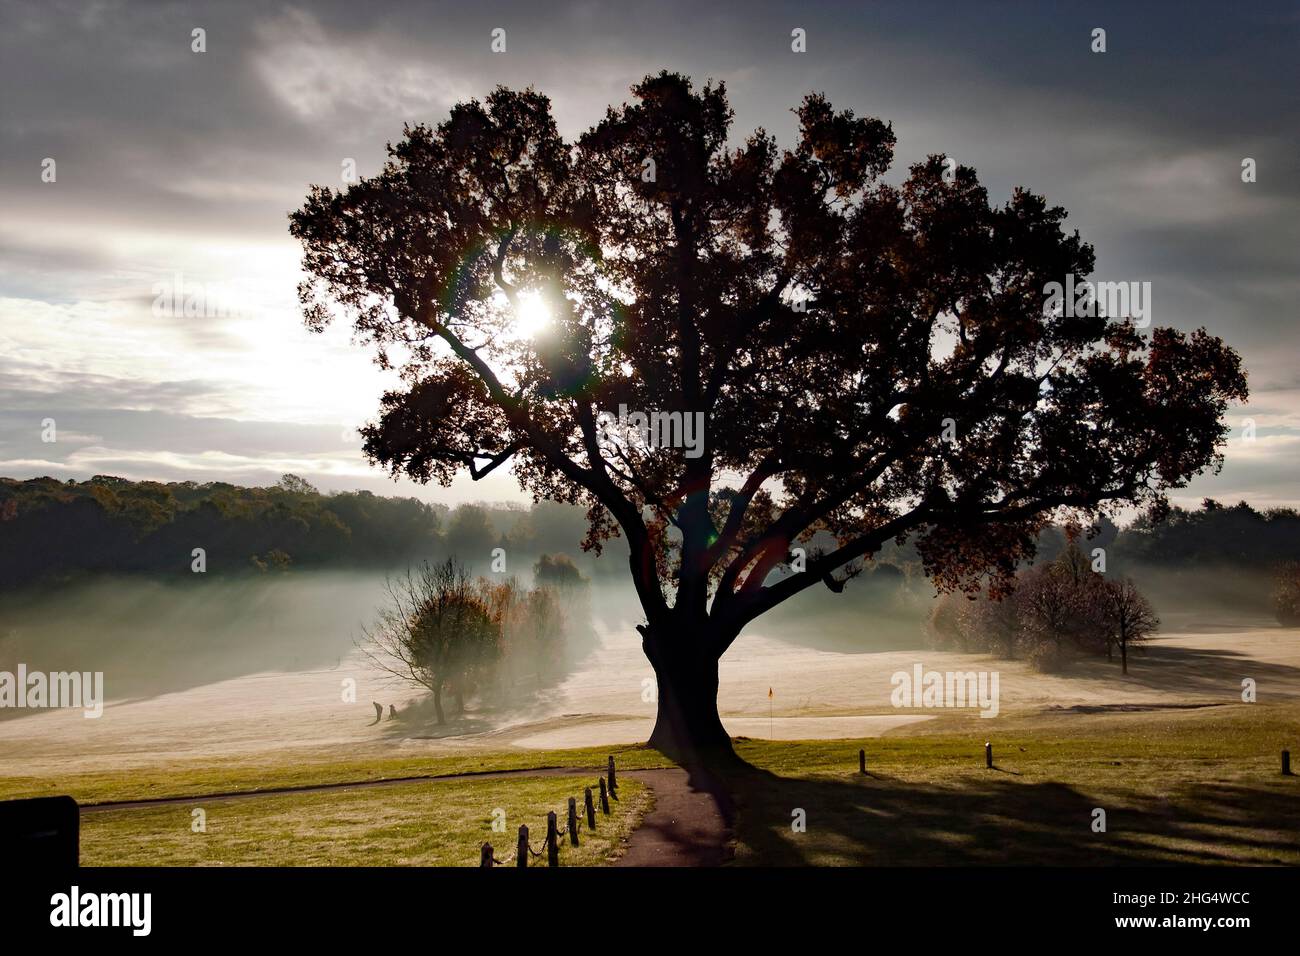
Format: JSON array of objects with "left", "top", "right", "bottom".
[
  {"left": 376, "top": 695, "right": 498, "bottom": 740},
  {"left": 1053, "top": 644, "right": 1300, "bottom": 700},
  {"left": 717, "top": 766, "right": 1299, "bottom": 865}
]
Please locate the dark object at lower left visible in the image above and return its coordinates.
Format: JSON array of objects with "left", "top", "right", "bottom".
[{"left": 0, "top": 794, "right": 79, "bottom": 867}]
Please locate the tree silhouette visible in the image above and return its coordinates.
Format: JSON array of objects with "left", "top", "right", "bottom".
[
  {"left": 1098, "top": 577, "right": 1159, "bottom": 675},
  {"left": 362, "top": 559, "right": 500, "bottom": 725},
  {"left": 291, "top": 72, "right": 1247, "bottom": 765}
]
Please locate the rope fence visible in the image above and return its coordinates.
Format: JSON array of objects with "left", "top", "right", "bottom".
[{"left": 478, "top": 756, "right": 620, "bottom": 867}]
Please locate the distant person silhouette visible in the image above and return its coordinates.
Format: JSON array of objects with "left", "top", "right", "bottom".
[{"left": 388, "top": 704, "right": 397, "bottom": 720}]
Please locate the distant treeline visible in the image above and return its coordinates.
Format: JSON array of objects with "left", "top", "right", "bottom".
[
  {"left": 764, "top": 499, "right": 1300, "bottom": 638},
  {"left": 3, "top": 473, "right": 1298, "bottom": 606},
  {"left": 1113, "top": 499, "right": 1300, "bottom": 570},
  {"left": 802, "top": 499, "right": 1300, "bottom": 584},
  {"left": 0, "top": 474, "right": 609, "bottom": 590},
  {"left": 1106, "top": 500, "right": 1300, "bottom": 620}
]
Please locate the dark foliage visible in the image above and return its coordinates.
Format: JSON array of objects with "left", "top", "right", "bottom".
[
  {"left": 0, "top": 474, "right": 441, "bottom": 588},
  {"left": 290, "top": 73, "right": 1247, "bottom": 763}
]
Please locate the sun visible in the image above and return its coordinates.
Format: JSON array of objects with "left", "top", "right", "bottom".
[{"left": 512, "top": 291, "right": 552, "bottom": 339}]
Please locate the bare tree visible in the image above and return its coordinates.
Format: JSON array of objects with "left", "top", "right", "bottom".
[
  {"left": 362, "top": 558, "right": 501, "bottom": 724},
  {"left": 927, "top": 589, "right": 1019, "bottom": 657},
  {"left": 1098, "top": 577, "right": 1159, "bottom": 675},
  {"left": 1017, "top": 564, "right": 1078, "bottom": 648},
  {"left": 969, "top": 591, "right": 1022, "bottom": 659},
  {"left": 926, "top": 590, "right": 970, "bottom": 651}
]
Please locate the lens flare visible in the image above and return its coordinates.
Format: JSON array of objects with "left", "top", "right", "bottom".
[{"left": 513, "top": 291, "right": 552, "bottom": 339}]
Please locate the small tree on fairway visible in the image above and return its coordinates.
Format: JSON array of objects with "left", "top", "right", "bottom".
[
  {"left": 968, "top": 589, "right": 1022, "bottom": 659},
  {"left": 1098, "top": 577, "right": 1159, "bottom": 675},
  {"left": 926, "top": 590, "right": 970, "bottom": 650},
  {"left": 534, "top": 552, "right": 592, "bottom": 651},
  {"left": 523, "top": 585, "right": 565, "bottom": 680},
  {"left": 292, "top": 73, "right": 1247, "bottom": 766},
  {"left": 1016, "top": 562, "right": 1083, "bottom": 668},
  {"left": 473, "top": 575, "right": 572, "bottom": 694},
  {"left": 363, "top": 559, "right": 500, "bottom": 724},
  {"left": 1054, "top": 539, "right": 1109, "bottom": 656}
]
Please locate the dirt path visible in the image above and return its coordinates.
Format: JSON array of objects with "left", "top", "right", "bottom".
[{"left": 614, "top": 768, "right": 732, "bottom": 867}]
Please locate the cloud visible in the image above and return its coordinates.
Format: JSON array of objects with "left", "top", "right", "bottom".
[
  {"left": 251, "top": 8, "right": 473, "bottom": 124},
  {"left": 1, "top": 0, "right": 1297, "bottom": 512}
]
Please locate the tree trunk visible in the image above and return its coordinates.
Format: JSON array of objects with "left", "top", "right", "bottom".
[
  {"left": 433, "top": 687, "right": 446, "bottom": 725},
  {"left": 642, "top": 627, "right": 736, "bottom": 767},
  {"left": 1120, "top": 639, "right": 1128, "bottom": 675}
]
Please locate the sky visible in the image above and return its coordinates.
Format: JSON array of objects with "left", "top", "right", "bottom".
[{"left": 1, "top": 0, "right": 1297, "bottom": 512}]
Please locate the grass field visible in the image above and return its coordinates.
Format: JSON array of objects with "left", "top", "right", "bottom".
[
  {"left": 81, "top": 775, "right": 649, "bottom": 867},
  {"left": 0, "top": 744, "right": 673, "bottom": 806},
  {"left": 8, "top": 700, "right": 1298, "bottom": 866},
  {"left": 726, "top": 701, "right": 1300, "bottom": 865}
]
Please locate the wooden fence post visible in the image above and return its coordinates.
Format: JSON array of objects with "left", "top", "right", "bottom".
[
  {"left": 516, "top": 824, "right": 529, "bottom": 868},
  {"left": 480, "top": 842, "right": 493, "bottom": 867},
  {"left": 1284, "top": 749, "right": 1292, "bottom": 776},
  {"left": 607, "top": 755, "right": 618, "bottom": 794},
  {"left": 985, "top": 741, "right": 993, "bottom": 768},
  {"left": 599, "top": 777, "right": 610, "bottom": 814},
  {"left": 585, "top": 787, "right": 596, "bottom": 829},
  {"left": 859, "top": 748, "right": 866, "bottom": 774},
  {"left": 546, "top": 811, "right": 559, "bottom": 867},
  {"left": 567, "top": 797, "right": 580, "bottom": 846}
]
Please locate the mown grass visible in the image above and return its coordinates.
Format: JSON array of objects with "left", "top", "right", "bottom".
[
  {"left": 0, "top": 744, "right": 672, "bottom": 806},
  {"left": 11, "top": 700, "right": 1299, "bottom": 866},
  {"left": 725, "top": 701, "right": 1300, "bottom": 865},
  {"left": 80, "top": 775, "right": 649, "bottom": 867}
]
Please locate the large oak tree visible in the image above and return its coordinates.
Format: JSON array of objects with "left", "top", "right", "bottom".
[{"left": 291, "top": 73, "right": 1246, "bottom": 765}]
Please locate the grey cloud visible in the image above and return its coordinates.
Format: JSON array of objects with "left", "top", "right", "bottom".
[
  {"left": 0, "top": 368, "right": 235, "bottom": 417},
  {"left": 1, "top": 0, "right": 1297, "bottom": 507}
]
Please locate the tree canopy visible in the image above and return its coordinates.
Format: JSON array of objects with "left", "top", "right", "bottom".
[{"left": 291, "top": 72, "right": 1247, "bottom": 761}]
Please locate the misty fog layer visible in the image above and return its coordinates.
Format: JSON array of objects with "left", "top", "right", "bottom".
[
  {"left": 0, "top": 562, "right": 1281, "bottom": 704},
  {"left": 0, "top": 546, "right": 1289, "bottom": 764},
  {"left": 0, "top": 574, "right": 376, "bottom": 708},
  {"left": 0, "top": 567, "right": 933, "bottom": 721}
]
